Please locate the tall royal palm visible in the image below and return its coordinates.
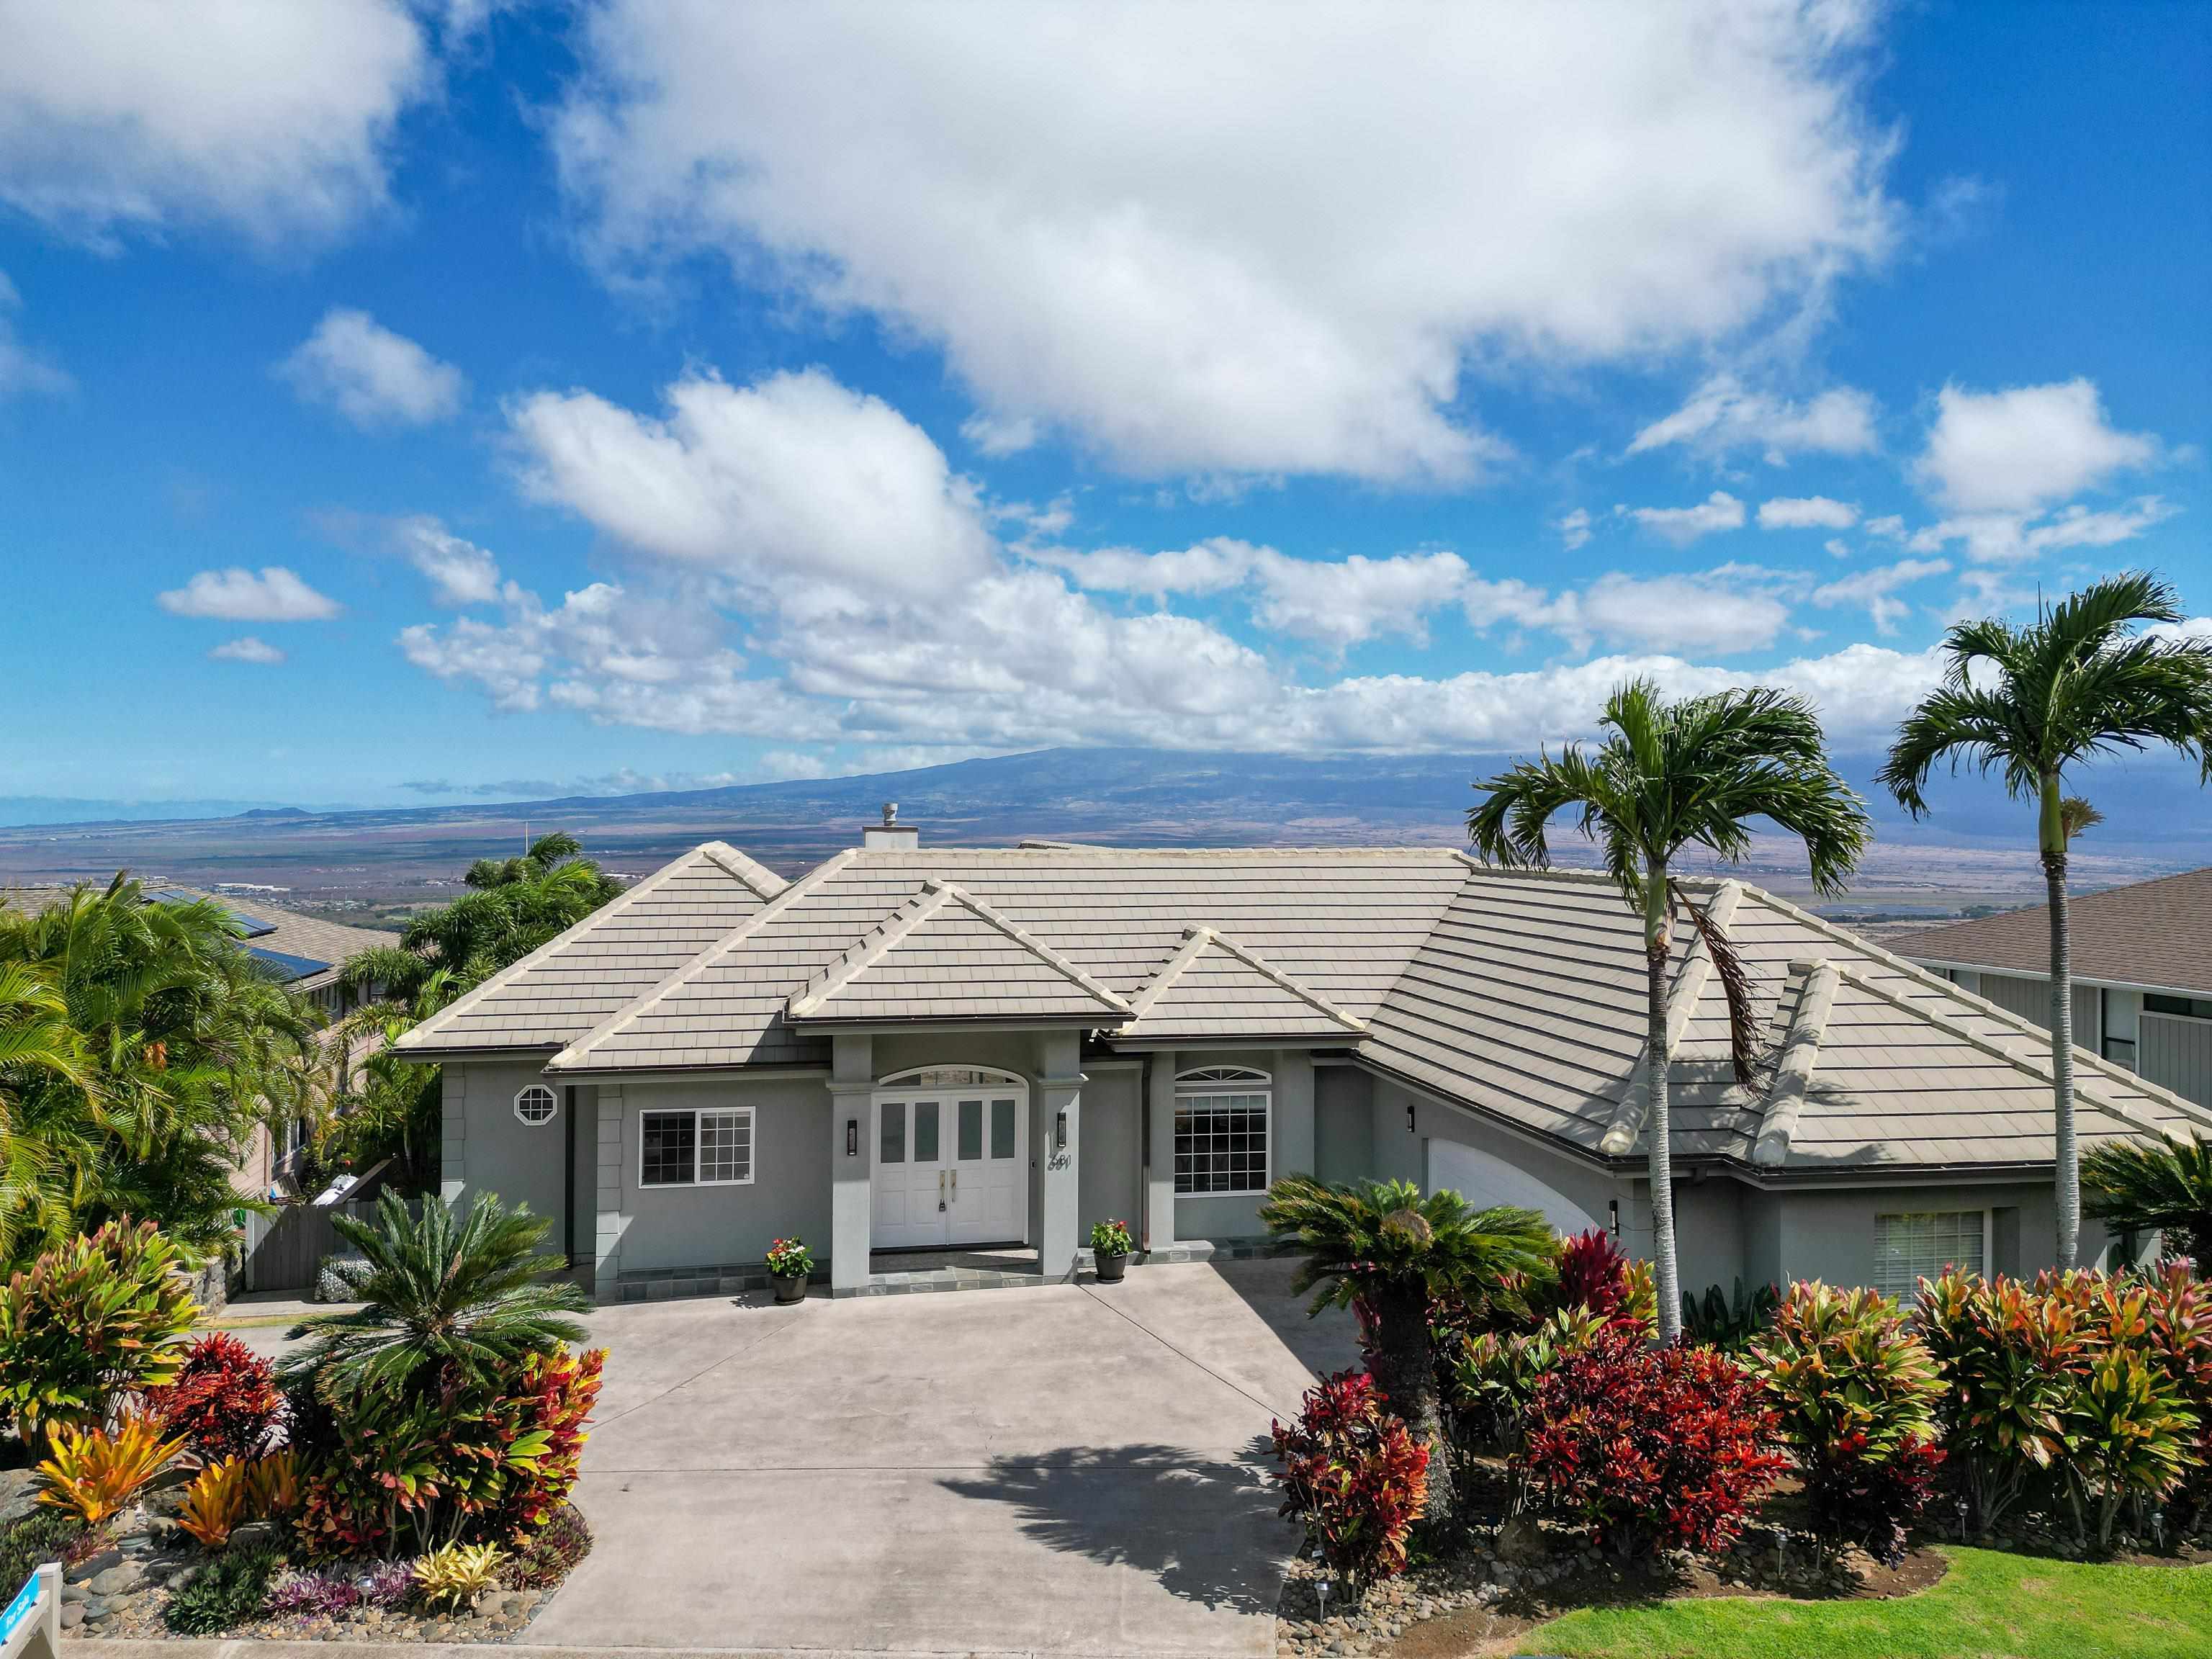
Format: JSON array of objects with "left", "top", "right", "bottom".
[
  {"left": 1880, "top": 573, "right": 2212, "bottom": 1268},
  {"left": 1470, "top": 680, "right": 1869, "bottom": 1342}
]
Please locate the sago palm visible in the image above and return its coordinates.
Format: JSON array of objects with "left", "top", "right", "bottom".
[
  {"left": 1880, "top": 572, "right": 2212, "bottom": 1267},
  {"left": 281, "top": 1190, "right": 588, "bottom": 1397},
  {"left": 1468, "top": 678, "right": 1869, "bottom": 1343},
  {"left": 2082, "top": 1134, "right": 2212, "bottom": 1266},
  {"left": 1262, "top": 1174, "right": 1554, "bottom": 1519}
]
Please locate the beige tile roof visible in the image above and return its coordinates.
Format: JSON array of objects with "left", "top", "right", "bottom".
[
  {"left": 1121, "top": 926, "right": 1367, "bottom": 1041},
  {"left": 395, "top": 842, "right": 785, "bottom": 1055},
  {"left": 787, "top": 880, "right": 1132, "bottom": 1024},
  {"left": 414, "top": 837, "right": 2212, "bottom": 1177},
  {"left": 1902, "top": 866, "right": 2212, "bottom": 997}
]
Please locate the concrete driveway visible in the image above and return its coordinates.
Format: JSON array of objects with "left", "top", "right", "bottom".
[{"left": 531, "top": 1258, "right": 1357, "bottom": 1657}]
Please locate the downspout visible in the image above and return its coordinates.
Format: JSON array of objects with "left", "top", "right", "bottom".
[{"left": 563, "top": 1084, "right": 577, "bottom": 1266}]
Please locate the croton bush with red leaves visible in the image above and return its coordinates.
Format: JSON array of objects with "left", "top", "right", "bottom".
[
  {"left": 145, "top": 1332, "right": 287, "bottom": 1461},
  {"left": 1521, "top": 1325, "right": 1787, "bottom": 1557},
  {"left": 1271, "top": 1368, "right": 1430, "bottom": 1585}
]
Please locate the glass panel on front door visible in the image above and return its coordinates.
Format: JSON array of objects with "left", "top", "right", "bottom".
[{"left": 871, "top": 1087, "right": 1028, "bottom": 1253}]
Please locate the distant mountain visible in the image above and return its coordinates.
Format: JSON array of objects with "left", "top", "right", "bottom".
[
  {"left": 0, "top": 796, "right": 295, "bottom": 828},
  {"left": 0, "top": 747, "right": 2202, "bottom": 906}
]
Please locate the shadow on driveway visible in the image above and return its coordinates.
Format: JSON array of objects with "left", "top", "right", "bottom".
[{"left": 942, "top": 1437, "right": 1285, "bottom": 1617}]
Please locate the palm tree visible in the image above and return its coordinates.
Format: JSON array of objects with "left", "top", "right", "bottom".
[
  {"left": 1262, "top": 1175, "right": 1555, "bottom": 1519},
  {"left": 281, "top": 1190, "right": 588, "bottom": 1396},
  {"left": 1469, "top": 679, "right": 1870, "bottom": 1343},
  {"left": 1879, "top": 573, "right": 2212, "bottom": 1267},
  {"left": 2083, "top": 1134, "right": 2212, "bottom": 1267}
]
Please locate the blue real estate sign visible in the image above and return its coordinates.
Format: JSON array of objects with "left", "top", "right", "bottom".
[
  {"left": 0, "top": 1565, "right": 55, "bottom": 1659},
  {"left": 0, "top": 1573, "right": 37, "bottom": 1645}
]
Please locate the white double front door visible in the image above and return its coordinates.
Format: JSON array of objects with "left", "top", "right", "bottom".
[{"left": 871, "top": 1071, "right": 1028, "bottom": 1249}]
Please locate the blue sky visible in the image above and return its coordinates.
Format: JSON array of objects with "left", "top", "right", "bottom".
[{"left": 1, "top": 0, "right": 2206, "bottom": 809}]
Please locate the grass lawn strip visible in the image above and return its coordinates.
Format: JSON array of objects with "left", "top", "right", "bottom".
[{"left": 1516, "top": 1547, "right": 2212, "bottom": 1659}]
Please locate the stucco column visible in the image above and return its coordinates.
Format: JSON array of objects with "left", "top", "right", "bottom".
[
  {"left": 1146, "top": 1048, "right": 1179, "bottom": 1250},
  {"left": 439, "top": 1066, "right": 467, "bottom": 1207},
  {"left": 593, "top": 1083, "right": 625, "bottom": 1303},
  {"left": 829, "top": 1033, "right": 874, "bottom": 1294},
  {"left": 1038, "top": 1028, "right": 1084, "bottom": 1280},
  {"left": 1274, "top": 1049, "right": 1316, "bottom": 1180}
]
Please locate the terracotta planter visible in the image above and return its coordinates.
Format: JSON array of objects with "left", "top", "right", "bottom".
[
  {"left": 1092, "top": 1248, "right": 1130, "bottom": 1283},
  {"left": 771, "top": 1272, "right": 808, "bottom": 1303}
]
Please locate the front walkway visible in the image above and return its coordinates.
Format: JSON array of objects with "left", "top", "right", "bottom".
[{"left": 534, "top": 1256, "right": 1357, "bottom": 1655}]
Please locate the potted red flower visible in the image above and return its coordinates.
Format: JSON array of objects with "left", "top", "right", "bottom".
[
  {"left": 765, "top": 1237, "right": 813, "bottom": 1303},
  {"left": 1089, "top": 1219, "right": 1133, "bottom": 1283}
]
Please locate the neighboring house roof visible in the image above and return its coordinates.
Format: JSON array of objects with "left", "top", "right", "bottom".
[
  {"left": 0, "top": 883, "right": 397, "bottom": 993},
  {"left": 1902, "top": 866, "right": 2212, "bottom": 997},
  {"left": 393, "top": 842, "right": 786, "bottom": 1056},
  {"left": 398, "top": 840, "right": 2212, "bottom": 1178}
]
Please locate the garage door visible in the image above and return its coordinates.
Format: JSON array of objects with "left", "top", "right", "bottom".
[{"left": 1427, "top": 1137, "right": 1599, "bottom": 1236}]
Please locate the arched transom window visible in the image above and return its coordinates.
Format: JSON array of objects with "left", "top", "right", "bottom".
[{"left": 1174, "top": 1066, "right": 1272, "bottom": 1196}]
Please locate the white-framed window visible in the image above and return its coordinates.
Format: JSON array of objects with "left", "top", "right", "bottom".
[
  {"left": 639, "top": 1106, "right": 754, "bottom": 1187},
  {"left": 1872, "top": 1209, "right": 1988, "bottom": 1301},
  {"left": 513, "top": 1084, "right": 558, "bottom": 1126},
  {"left": 1174, "top": 1066, "right": 1272, "bottom": 1196}
]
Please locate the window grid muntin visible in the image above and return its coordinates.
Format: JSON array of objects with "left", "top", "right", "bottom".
[
  {"left": 513, "top": 1084, "right": 557, "bottom": 1126},
  {"left": 1174, "top": 1089, "right": 1270, "bottom": 1196},
  {"left": 1872, "top": 1210, "right": 1985, "bottom": 1301},
  {"left": 638, "top": 1106, "right": 754, "bottom": 1187}
]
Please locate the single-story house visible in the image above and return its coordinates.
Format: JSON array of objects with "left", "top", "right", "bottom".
[
  {"left": 1905, "top": 866, "right": 2212, "bottom": 1109},
  {"left": 395, "top": 815, "right": 2212, "bottom": 1303}
]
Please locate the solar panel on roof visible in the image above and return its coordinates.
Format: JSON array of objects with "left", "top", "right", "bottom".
[
  {"left": 248, "top": 947, "right": 331, "bottom": 980},
  {"left": 142, "top": 889, "right": 279, "bottom": 937}
]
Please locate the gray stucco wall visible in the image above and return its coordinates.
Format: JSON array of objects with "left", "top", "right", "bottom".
[
  {"left": 599, "top": 1074, "right": 833, "bottom": 1275},
  {"left": 1079, "top": 1065, "right": 1143, "bottom": 1241},
  {"left": 1737, "top": 1179, "right": 2118, "bottom": 1288},
  {"left": 1314, "top": 1063, "right": 1372, "bottom": 1185},
  {"left": 441, "top": 1058, "right": 568, "bottom": 1229}
]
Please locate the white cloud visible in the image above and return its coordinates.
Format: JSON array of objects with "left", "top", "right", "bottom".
[
  {"left": 208, "top": 636, "right": 285, "bottom": 665},
  {"left": 158, "top": 567, "right": 341, "bottom": 621},
  {"left": 1629, "top": 374, "right": 1879, "bottom": 462},
  {"left": 0, "top": 0, "right": 433, "bottom": 249},
  {"left": 1811, "top": 556, "right": 1950, "bottom": 634},
  {"left": 508, "top": 369, "right": 996, "bottom": 601},
  {"left": 1863, "top": 513, "right": 1905, "bottom": 538},
  {"left": 1034, "top": 538, "right": 1259, "bottom": 605},
  {"left": 557, "top": 3, "right": 1896, "bottom": 482},
  {"left": 1620, "top": 490, "right": 1747, "bottom": 546},
  {"left": 0, "top": 271, "right": 69, "bottom": 399},
  {"left": 279, "top": 308, "right": 465, "bottom": 427},
  {"left": 1915, "top": 379, "right": 2161, "bottom": 514},
  {"left": 961, "top": 412, "right": 1038, "bottom": 457},
  {"left": 396, "top": 516, "right": 502, "bottom": 606},
  {"left": 1557, "top": 508, "right": 1592, "bottom": 552},
  {"left": 1247, "top": 550, "right": 1471, "bottom": 652},
  {"left": 1758, "top": 495, "right": 1858, "bottom": 530},
  {"left": 1568, "top": 572, "right": 1790, "bottom": 657},
  {"left": 1908, "top": 495, "right": 2179, "bottom": 565}
]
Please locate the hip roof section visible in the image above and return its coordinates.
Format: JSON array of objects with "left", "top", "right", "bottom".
[{"left": 1902, "top": 866, "right": 2212, "bottom": 996}]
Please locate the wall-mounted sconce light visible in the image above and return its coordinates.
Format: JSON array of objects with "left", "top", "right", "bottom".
[
  {"left": 1055, "top": 1108, "right": 1069, "bottom": 1151},
  {"left": 1406, "top": 1102, "right": 1416, "bottom": 1134},
  {"left": 1608, "top": 1198, "right": 1620, "bottom": 1238},
  {"left": 845, "top": 1118, "right": 858, "bottom": 1157}
]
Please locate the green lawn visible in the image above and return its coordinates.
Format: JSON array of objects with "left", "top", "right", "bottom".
[{"left": 1520, "top": 1547, "right": 2212, "bottom": 1659}]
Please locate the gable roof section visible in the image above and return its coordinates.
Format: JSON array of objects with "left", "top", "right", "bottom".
[
  {"left": 1356, "top": 859, "right": 2211, "bottom": 1172},
  {"left": 1122, "top": 925, "right": 1366, "bottom": 1040},
  {"left": 1904, "top": 866, "right": 2212, "bottom": 997},
  {"left": 786, "top": 880, "right": 1131, "bottom": 1024},
  {"left": 395, "top": 842, "right": 786, "bottom": 1057},
  {"left": 549, "top": 845, "right": 1466, "bottom": 1074}
]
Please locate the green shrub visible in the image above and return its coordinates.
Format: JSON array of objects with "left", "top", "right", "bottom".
[
  {"left": 1754, "top": 1282, "right": 1946, "bottom": 1562},
  {"left": 165, "top": 1545, "right": 282, "bottom": 1635},
  {"left": 0, "top": 1511, "right": 85, "bottom": 1596},
  {"left": 2141, "top": 1261, "right": 2212, "bottom": 1519},
  {"left": 1682, "top": 1278, "right": 1781, "bottom": 1352},
  {"left": 507, "top": 1503, "right": 591, "bottom": 1589},
  {"left": 1917, "top": 1269, "right": 2085, "bottom": 1531},
  {"left": 0, "top": 1219, "right": 198, "bottom": 1445}
]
